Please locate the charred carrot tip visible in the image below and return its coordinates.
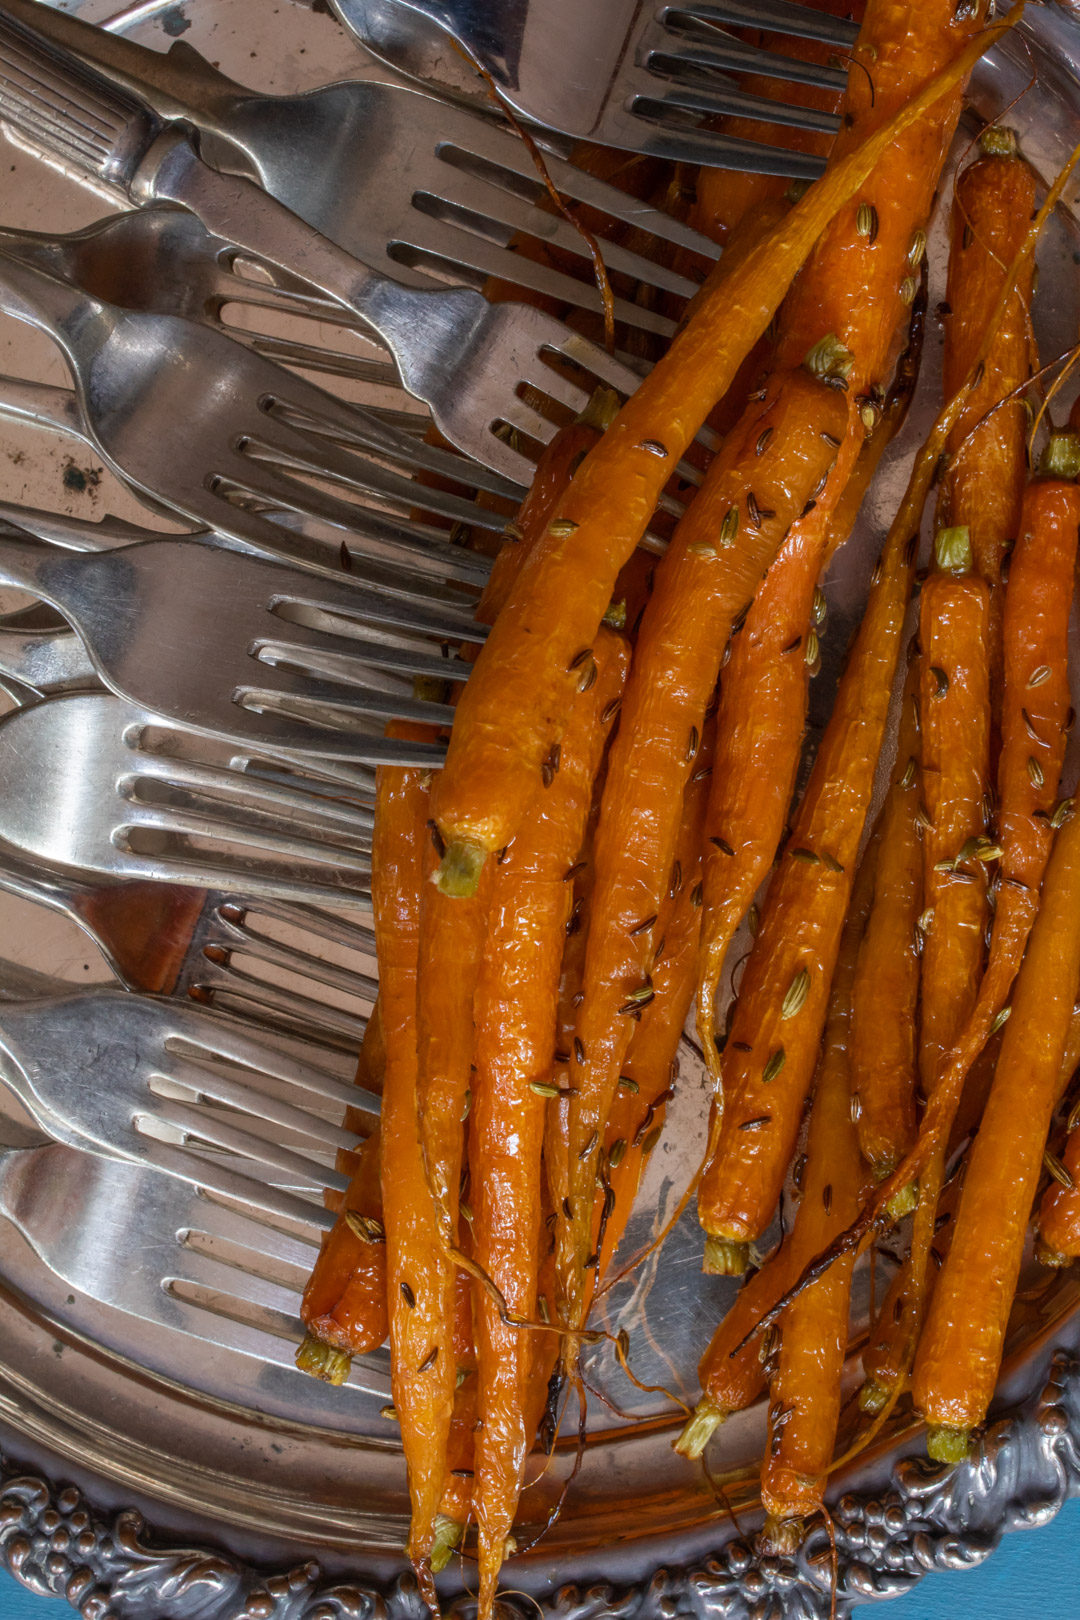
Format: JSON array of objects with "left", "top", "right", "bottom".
[
  {"left": 933, "top": 525, "right": 972, "bottom": 573},
  {"left": 1036, "top": 1239, "right": 1072, "bottom": 1269},
  {"left": 673, "top": 1395, "right": 728, "bottom": 1459},
  {"left": 702, "top": 1236, "right": 750, "bottom": 1276},
  {"left": 1039, "top": 431, "right": 1080, "bottom": 480},
  {"left": 884, "top": 1179, "right": 919, "bottom": 1221},
  {"left": 428, "top": 1513, "right": 464, "bottom": 1574},
  {"left": 926, "top": 1425, "right": 971, "bottom": 1465},
  {"left": 858, "top": 1379, "right": 891, "bottom": 1415},
  {"left": 295, "top": 1333, "right": 352, "bottom": 1386},
  {"left": 433, "top": 839, "right": 487, "bottom": 897},
  {"left": 760, "top": 1515, "right": 805, "bottom": 1558}
]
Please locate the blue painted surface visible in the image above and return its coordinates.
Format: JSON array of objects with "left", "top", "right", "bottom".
[{"left": 2, "top": 1494, "right": 1080, "bottom": 1616}]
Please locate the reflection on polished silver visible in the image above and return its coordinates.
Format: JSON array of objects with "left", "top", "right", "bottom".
[
  {"left": 0, "top": 5, "right": 645, "bottom": 484},
  {"left": 335, "top": 0, "right": 854, "bottom": 173},
  {"left": 0, "top": 532, "right": 468, "bottom": 754},
  {"left": 0, "top": 0, "right": 723, "bottom": 336},
  {"left": 0, "top": 690, "right": 389, "bottom": 904},
  {"left": 2, "top": 1347, "right": 1080, "bottom": 1618},
  {"left": 0, "top": 982, "right": 376, "bottom": 1228}
]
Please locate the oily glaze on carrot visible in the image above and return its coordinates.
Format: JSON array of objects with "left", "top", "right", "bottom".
[
  {"left": 849, "top": 658, "right": 923, "bottom": 1180},
  {"left": 297, "top": 1131, "right": 387, "bottom": 1378},
  {"left": 429, "top": 7, "right": 1017, "bottom": 882},
  {"left": 429, "top": 1269, "right": 479, "bottom": 1574},
  {"left": 937, "top": 129, "right": 1038, "bottom": 704},
  {"left": 1034, "top": 1010, "right": 1080, "bottom": 1262},
  {"left": 676, "top": 835, "right": 882, "bottom": 1458},
  {"left": 912, "top": 804, "right": 1080, "bottom": 1460},
  {"left": 373, "top": 736, "right": 454, "bottom": 1602},
  {"left": 471, "top": 630, "right": 628, "bottom": 1619},
  {"left": 557, "top": 367, "right": 848, "bottom": 1328},
  {"left": 760, "top": 834, "right": 874, "bottom": 1541}
]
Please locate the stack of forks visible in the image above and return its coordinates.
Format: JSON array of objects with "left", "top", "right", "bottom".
[{"left": 0, "top": 0, "right": 852, "bottom": 1380}]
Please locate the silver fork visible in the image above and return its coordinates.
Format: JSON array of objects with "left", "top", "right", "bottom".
[
  {"left": 335, "top": 0, "right": 856, "bottom": 171},
  {"left": 0, "top": 9, "right": 643, "bottom": 484},
  {"left": 0, "top": 1139, "right": 387, "bottom": 1391},
  {"left": 0, "top": 689, "right": 407, "bottom": 906},
  {"left": 0, "top": 528, "right": 479, "bottom": 754},
  {"left": 0, "top": 981, "right": 377, "bottom": 1230},
  {"left": 0, "top": 0, "right": 720, "bottom": 337}
]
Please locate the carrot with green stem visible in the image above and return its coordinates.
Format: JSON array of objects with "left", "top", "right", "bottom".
[
  {"left": 373, "top": 734, "right": 454, "bottom": 1604},
  {"left": 677, "top": 829, "right": 881, "bottom": 1458},
  {"left": 429, "top": 5, "right": 1020, "bottom": 888},
  {"left": 697, "top": 292, "right": 926, "bottom": 1093},
  {"left": 759, "top": 831, "right": 875, "bottom": 1547},
  {"left": 849, "top": 654, "right": 923, "bottom": 1186},
  {"left": 471, "top": 630, "right": 628, "bottom": 1620},
  {"left": 937, "top": 127, "right": 1038, "bottom": 708},
  {"left": 912, "top": 801, "right": 1080, "bottom": 1462}
]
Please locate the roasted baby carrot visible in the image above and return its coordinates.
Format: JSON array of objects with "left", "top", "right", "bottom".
[
  {"left": 759, "top": 833, "right": 874, "bottom": 1544},
  {"left": 471, "top": 629, "right": 628, "bottom": 1618},
  {"left": 1034, "top": 1009, "right": 1080, "bottom": 1264},
  {"left": 429, "top": 1268, "right": 479, "bottom": 1574},
  {"left": 557, "top": 362, "right": 849, "bottom": 1328},
  {"left": 937, "top": 128, "right": 1038, "bottom": 703},
  {"left": 297, "top": 1130, "right": 387, "bottom": 1381},
  {"left": 916, "top": 527, "right": 992, "bottom": 1093},
  {"left": 913, "top": 803, "right": 1080, "bottom": 1461},
  {"left": 429, "top": 6, "right": 1017, "bottom": 884},
  {"left": 373, "top": 736, "right": 455, "bottom": 1603},
  {"left": 849, "top": 657, "right": 922, "bottom": 1181}
]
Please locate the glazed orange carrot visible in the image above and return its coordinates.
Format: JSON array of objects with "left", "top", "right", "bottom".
[
  {"left": 849, "top": 657, "right": 923, "bottom": 1182},
  {"left": 759, "top": 835, "right": 874, "bottom": 1543},
  {"left": 917, "top": 527, "right": 992, "bottom": 1094},
  {"left": 373, "top": 735, "right": 454, "bottom": 1602},
  {"left": 912, "top": 803, "right": 1080, "bottom": 1461},
  {"left": 676, "top": 829, "right": 881, "bottom": 1458},
  {"left": 596, "top": 712, "right": 716, "bottom": 1280},
  {"left": 695, "top": 486, "right": 922, "bottom": 1271},
  {"left": 471, "top": 630, "right": 628, "bottom": 1619},
  {"left": 429, "top": 6, "right": 1017, "bottom": 885},
  {"left": 1034, "top": 1009, "right": 1080, "bottom": 1263},
  {"left": 937, "top": 128, "right": 1038, "bottom": 705},
  {"left": 697, "top": 303, "right": 925, "bottom": 1094},
  {"left": 297, "top": 1130, "right": 387, "bottom": 1381},
  {"left": 557, "top": 364, "right": 849, "bottom": 1328},
  {"left": 429, "top": 1268, "right": 479, "bottom": 1573}
]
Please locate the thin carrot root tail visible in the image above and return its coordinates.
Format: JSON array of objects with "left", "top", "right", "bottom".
[
  {"left": 433, "top": 839, "right": 487, "bottom": 898},
  {"left": 673, "top": 1395, "right": 729, "bottom": 1459},
  {"left": 926, "top": 1425, "right": 971, "bottom": 1465},
  {"left": 429, "top": 1515, "right": 464, "bottom": 1576},
  {"left": 702, "top": 1236, "right": 750, "bottom": 1276},
  {"left": 1036, "top": 1239, "right": 1072, "bottom": 1269},
  {"left": 294, "top": 1334, "right": 352, "bottom": 1386},
  {"left": 884, "top": 1178, "right": 918, "bottom": 1221},
  {"left": 760, "top": 1515, "right": 805, "bottom": 1558},
  {"left": 858, "top": 1379, "right": 892, "bottom": 1415}
]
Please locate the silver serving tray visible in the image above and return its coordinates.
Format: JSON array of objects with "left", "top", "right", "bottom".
[{"left": 2, "top": 2, "right": 1080, "bottom": 1615}]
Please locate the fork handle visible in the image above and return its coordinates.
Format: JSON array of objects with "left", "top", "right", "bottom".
[{"left": 0, "top": 370, "right": 85, "bottom": 440}]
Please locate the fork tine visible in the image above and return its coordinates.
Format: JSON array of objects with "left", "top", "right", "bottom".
[
  {"left": 683, "top": 0, "right": 860, "bottom": 44},
  {"left": 186, "top": 981, "right": 369, "bottom": 1052},
  {"left": 117, "top": 799, "right": 374, "bottom": 873},
  {"left": 105, "top": 841, "right": 375, "bottom": 908},
  {"left": 139, "top": 1138, "right": 336, "bottom": 1231},
  {"left": 126, "top": 750, "right": 376, "bottom": 834},
  {"left": 214, "top": 897, "right": 377, "bottom": 957},
  {"left": 642, "top": 76, "right": 842, "bottom": 135},
  {"left": 616, "top": 116, "right": 829, "bottom": 179},
  {"left": 267, "top": 572, "right": 486, "bottom": 643},
  {"left": 145, "top": 1100, "right": 346, "bottom": 1193},
  {"left": 398, "top": 213, "right": 678, "bottom": 338},
  {"left": 154, "top": 1057, "right": 363, "bottom": 1154},
  {"left": 237, "top": 670, "right": 455, "bottom": 730},
  {"left": 495, "top": 397, "right": 558, "bottom": 446},
  {"left": 253, "top": 633, "right": 470, "bottom": 687},
  {"left": 200, "top": 933, "right": 378, "bottom": 1007},
  {"left": 433, "top": 116, "right": 723, "bottom": 263},
  {"left": 169, "top": 1014, "right": 371, "bottom": 1102},
  {"left": 660, "top": 24, "right": 847, "bottom": 92}
]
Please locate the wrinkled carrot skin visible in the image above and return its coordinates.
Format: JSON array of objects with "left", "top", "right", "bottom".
[
  {"left": 472, "top": 632, "right": 628, "bottom": 1617},
  {"left": 1034, "top": 1011, "right": 1080, "bottom": 1259},
  {"left": 436, "top": 1270, "right": 478, "bottom": 1539},
  {"left": 301, "top": 1131, "right": 387, "bottom": 1357},
  {"left": 917, "top": 570, "right": 991, "bottom": 1090},
  {"left": 913, "top": 807, "right": 1080, "bottom": 1440},
  {"left": 697, "top": 511, "right": 918, "bottom": 1247},
  {"left": 558, "top": 370, "right": 848, "bottom": 1325},
  {"left": 374, "top": 741, "right": 453, "bottom": 1597},
  {"left": 597, "top": 718, "right": 715, "bottom": 1279},
  {"left": 938, "top": 141, "right": 1038, "bottom": 697},
  {"left": 761, "top": 837, "right": 874, "bottom": 1529},
  {"left": 850, "top": 660, "right": 922, "bottom": 1176},
  {"left": 430, "top": 7, "right": 1014, "bottom": 863}
]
